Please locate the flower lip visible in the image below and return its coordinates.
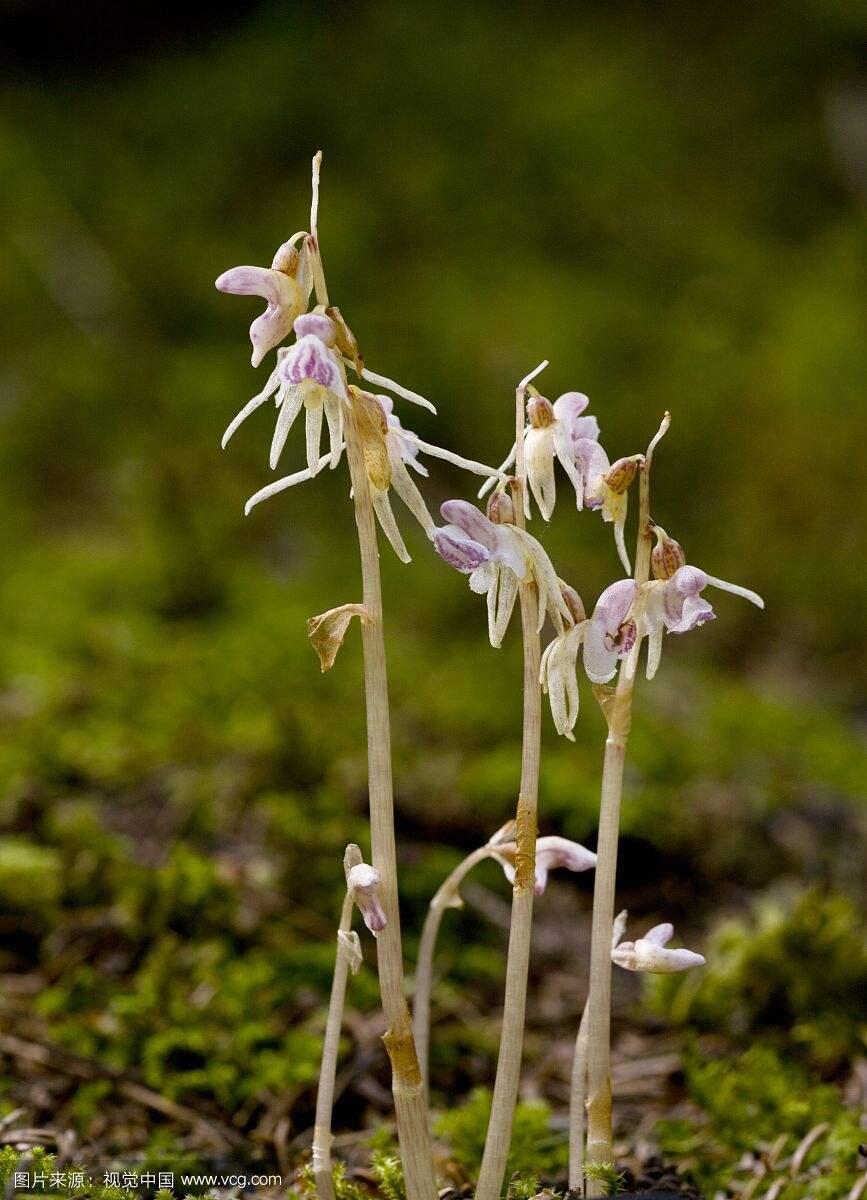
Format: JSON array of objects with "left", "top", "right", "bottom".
[{"left": 433, "top": 526, "right": 491, "bottom": 573}]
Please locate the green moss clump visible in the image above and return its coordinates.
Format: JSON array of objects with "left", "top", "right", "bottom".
[{"left": 434, "top": 1088, "right": 568, "bottom": 1182}]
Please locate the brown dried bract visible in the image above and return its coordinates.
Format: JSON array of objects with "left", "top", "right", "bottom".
[
  {"left": 350, "top": 387, "right": 392, "bottom": 491},
  {"left": 307, "top": 603, "right": 368, "bottom": 672},
  {"left": 327, "top": 305, "right": 364, "bottom": 373}
]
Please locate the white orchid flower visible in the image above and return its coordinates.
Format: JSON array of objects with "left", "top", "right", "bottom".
[
  {"left": 582, "top": 579, "right": 640, "bottom": 684},
  {"left": 492, "top": 836, "right": 597, "bottom": 896},
  {"left": 573, "top": 438, "right": 643, "bottom": 573},
  {"left": 642, "top": 561, "right": 764, "bottom": 680},
  {"left": 611, "top": 920, "right": 705, "bottom": 974},
  {"left": 215, "top": 236, "right": 312, "bottom": 367},
  {"left": 478, "top": 392, "right": 600, "bottom": 521},
  {"left": 221, "top": 310, "right": 348, "bottom": 476},
  {"left": 432, "top": 498, "right": 572, "bottom": 647},
  {"left": 346, "top": 862, "right": 387, "bottom": 935},
  {"left": 539, "top": 583, "right": 588, "bottom": 740}
]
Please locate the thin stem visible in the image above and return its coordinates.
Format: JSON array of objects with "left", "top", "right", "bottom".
[
  {"left": 568, "top": 1000, "right": 590, "bottom": 1192},
  {"left": 582, "top": 414, "right": 669, "bottom": 1193},
  {"left": 414, "top": 844, "right": 499, "bottom": 1102},
  {"left": 313, "top": 891, "right": 354, "bottom": 1200},
  {"left": 343, "top": 399, "right": 438, "bottom": 1200},
  {"left": 474, "top": 374, "right": 544, "bottom": 1200},
  {"left": 313, "top": 151, "right": 438, "bottom": 1200}
]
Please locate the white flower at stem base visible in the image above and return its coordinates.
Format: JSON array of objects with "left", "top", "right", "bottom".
[
  {"left": 493, "top": 835, "right": 597, "bottom": 896},
  {"left": 215, "top": 235, "right": 313, "bottom": 367},
  {"left": 611, "top": 919, "right": 705, "bottom": 973},
  {"left": 346, "top": 862, "right": 387, "bottom": 935},
  {"left": 432, "top": 498, "right": 572, "bottom": 647},
  {"left": 221, "top": 311, "right": 348, "bottom": 475}
]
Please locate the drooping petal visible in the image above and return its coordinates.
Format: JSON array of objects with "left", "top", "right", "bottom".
[
  {"left": 250, "top": 304, "right": 297, "bottom": 367},
  {"left": 268, "top": 384, "right": 305, "bottom": 470},
  {"left": 511, "top": 528, "right": 570, "bottom": 632},
  {"left": 221, "top": 364, "right": 282, "bottom": 449},
  {"left": 388, "top": 441, "right": 435, "bottom": 535},
  {"left": 540, "top": 623, "right": 584, "bottom": 739},
  {"left": 305, "top": 400, "right": 325, "bottom": 475},
  {"left": 478, "top": 443, "right": 517, "bottom": 499},
  {"left": 490, "top": 565, "right": 519, "bottom": 648},
  {"left": 469, "top": 561, "right": 495, "bottom": 594},
  {"left": 372, "top": 488, "right": 411, "bottom": 563},
  {"left": 323, "top": 394, "right": 344, "bottom": 469},
  {"left": 633, "top": 940, "right": 706, "bottom": 973},
  {"left": 433, "top": 526, "right": 491, "bottom": 573},
  {"left": 645, "top": 620, "right": 664, "bottom": 680},
  {"left": 494, "top": 834, "right": 596, "bottom": 895},
  {"left": 244, "top": 449, "right": 339, "bottom": 515},
  {"left": 525, "top": 426, "right": 557, "bottom": 520},
  {"left": 704, "top": 573, "right": 765, "bottom": 610}
]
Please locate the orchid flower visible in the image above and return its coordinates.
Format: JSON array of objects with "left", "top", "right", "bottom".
[
  {"left": 244, "top": 389, "right": 504, "bottom": 563},
  {"left": 479, "top": 392, "right": 601, "bottom": 521},
  {"left": 346, "top": 861, "right": 387, "bottom": 934},
  {"left": 222, "top": 311, "right": 348, "bottom": 475},
  {"left": 573, "top": 438, "right": 643, "bottom": 573},
  {"left": 582, "top": 578, "right": 640, "bottom": 684},
  {"left": 216, "top": 236, "right": 312, "bottom": 367},
  {"left": 539, "top": 583, "right": 588, "bottom": 740},
  {"left": 492, "top": 835, "right": 597, "bottom": 896},
  {"left": 611, "top": 919, "right": 705, "bottom": 974},
  {"left": 642, "top": 556, "right": 765, "bottom": 680},
  {"left": 432, "top": 497, "right": 572, "bottom": 647}
]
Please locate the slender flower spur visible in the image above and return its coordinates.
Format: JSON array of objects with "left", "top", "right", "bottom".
[
  {"left": 432, "top": 496, "right": 571, "bottom": 647},
  {"left": 216, "top": 235, "right": 312, "bottom": 367},
  {"left": 492, "top": 835, "right": 597, "bottom": 896},
  {"left": 539, "top": 582, "right": 588, "bottom": 740},
  {"left": 611, "top": 920, "right": 705, "bottom": 973}
]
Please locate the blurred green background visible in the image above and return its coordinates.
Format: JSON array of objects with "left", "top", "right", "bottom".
[{"left": 1, "top": 1, "right": 865, "bottom": 1194}]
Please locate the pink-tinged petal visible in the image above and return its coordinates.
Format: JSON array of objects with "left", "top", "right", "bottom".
[
  {"left": 294, "top": 312, "right": 336, "bottom": 343},
  {"left": 570, "top": 415, "right": 600, "bottom": 443},
  {"left": 672, "top": 565, "right": 709, "bottom": 597},
  {"left": 215, "top": 265, "right": 289, "bottom": 305},
  {"left": 536, "top": 836, "right": 597, "bottom": 884},
  {"left": 552, "top": 391, "right": 590, "bottom": 424},
  {"left": 667, "top": 593, "right": 715, "bottom": 634},
  {"left": 440, "top": 500, "right": 499, "bottom": 552},
  {"left": 280, "top": 335, "right": 345, "bottom": 395},
  {"left": 584, "top": 579, "right": 638, "bottom": 683},
  {"left": 250, "top": 304, "right": 295, "bottom": 367},
  {"left": 574, "top": 437, "right": 610, "bottom": 489},
  {"left": 433, "top": 526, "right": 491, "bottom": 573},
  {"left": 634, "top": 941, "right": 705, "bottom": 973},
  {"left": 643, "top": 922, "right": 674, "bottom": 946}
]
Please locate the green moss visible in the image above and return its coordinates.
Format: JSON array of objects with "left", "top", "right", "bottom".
[{"left": 434, "top": 1089, "right": 568, "bottom": 1182}]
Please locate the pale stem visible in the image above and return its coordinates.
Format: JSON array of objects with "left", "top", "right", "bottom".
[
  {"left": 313, "top": 891, "right": 354, "bottom": 1200},
  {"left": 582, "top": 413, "right": 669, "bottom": 1194},
  {"left": 568, "top": 1000, "right": 590, "bottom": 1192},
  {"left": 473, "top": 373, "right": 544, "bottom": 1200},
  {"left": 413, "top": 844, "right": 500, "bottom": 1102},
  {"left": 312, "top": 152, "right": 438, "bottom": 1200}
]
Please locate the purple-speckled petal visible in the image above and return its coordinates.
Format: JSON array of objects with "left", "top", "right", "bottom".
[
  {"left": 573, "top": 437, "right": 609, "bottom": 488},
  {"left": 439, "top": 500, "right": 499, "bottom": 552},
  {"left": 433, "top": 525, "right": 491, "bottom": 573},
  {"left": 280, "top": 335, "right": 342, "bottom": 392},
  {"left": 583, "top": 578, "right": 639, "bottom": 683}
]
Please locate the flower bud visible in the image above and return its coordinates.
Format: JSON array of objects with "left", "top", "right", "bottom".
[
  {"left": 326, "top": 305, "right": 363, "bottom": 372},
  {"left": 271, "top": 240, "right": 302, "bottom": 276},
  {"left": 604, "top": 454, "right": 642, "bottom": 494},
  {"left": 486, "top": 489, "right": 515, "bottom": 525},
  {"left": 559, "top": 580, "right": 586, "bottom": 625},
  {"left": 527, "top": 397, "right": 555, "bottom": 429},
  {"left": 347, "top": 862, "right": 387, "bottom": 934},
  {"left": 650, "top": 525, "right": 686, "bottom": 580}
]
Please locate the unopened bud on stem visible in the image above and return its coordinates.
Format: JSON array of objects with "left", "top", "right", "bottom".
[
  {"left": 487, "top": 489, "right": 516, "bottom": 525},
  {"left": 651, "top": 525, "right": 686, "bottom": 580},
  {"left": 527, "top": 396, "right": 555, "bottom": 429},
  {"left": 604, "top": 454, "right": 643, "bottom": 494},
  {"left": 559, "top": 580, "right": 586, "bottom": 625}
]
